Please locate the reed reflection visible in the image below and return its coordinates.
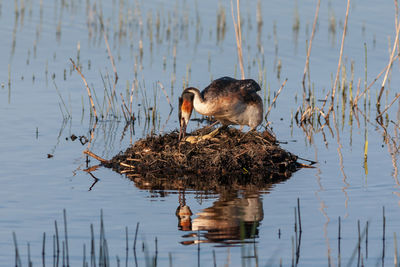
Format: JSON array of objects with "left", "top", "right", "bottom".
[{"left": 176, "top": 191, "right": 263, "bottom": 246}]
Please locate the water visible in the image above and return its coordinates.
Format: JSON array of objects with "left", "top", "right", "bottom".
[{"left": 1, "top": 0, "right": 400, "bottom": 266}]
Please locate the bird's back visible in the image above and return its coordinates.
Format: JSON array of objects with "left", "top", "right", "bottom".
[
  {"left": 199, "top": 77, "right": 263, "bottom": 128},
  {"left": 201, "top": 77, "right": 261, "bottom": 101}
]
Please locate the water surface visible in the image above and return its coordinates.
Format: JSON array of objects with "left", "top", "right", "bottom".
[{"left": 1, "top": 0, "right": 400, "bottom": 266}]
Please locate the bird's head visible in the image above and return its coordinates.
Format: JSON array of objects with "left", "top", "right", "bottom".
[{"left": 178, "top": 89, "right": 195, "bottom": 140}]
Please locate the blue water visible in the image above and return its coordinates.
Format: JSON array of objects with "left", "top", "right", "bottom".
[{"left": 1, "top": 0, "right": 400, "bottom": 266}]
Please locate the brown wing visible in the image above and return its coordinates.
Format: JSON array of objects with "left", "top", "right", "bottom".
[
  {"left": 202, "top": 76, "right": 259, "bottom": 96},
  {"left": 200, "top": 77, "right": 262, "bottom": 121}
]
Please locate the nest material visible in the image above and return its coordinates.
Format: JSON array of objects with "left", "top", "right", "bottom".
[{"left": 103, "top": 127, "right": 301, "bottom": 191}]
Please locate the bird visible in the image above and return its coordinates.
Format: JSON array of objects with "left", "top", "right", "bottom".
[{"left": 178, "top": 76, "right": 263, "bottom": 141}]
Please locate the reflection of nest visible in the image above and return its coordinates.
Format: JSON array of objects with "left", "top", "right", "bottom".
[{"left": 102, "top": 127, "right": 302, "bottom": 191}]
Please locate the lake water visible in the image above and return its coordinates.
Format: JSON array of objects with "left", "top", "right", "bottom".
[{"left": 1, "top": 0, "right": 400, "bottom": 266}]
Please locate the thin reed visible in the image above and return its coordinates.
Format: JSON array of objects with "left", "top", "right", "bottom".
[
  {"left": 10, "top": 203, "right": 400, "bottom": 266},
  {"left": 230, "top": 0, "right": 245, "bottom": 79}
]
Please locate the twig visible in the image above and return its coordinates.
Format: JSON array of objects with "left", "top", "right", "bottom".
[
  {"left": 83, "top": 149, "right": 109, "bottom": 164},
  {"left": 70, "top": 58, "right": 98, "bottom": 120},
  {"left": 296, "top": 163, "right": 315, "bottom": 168},
  {"left": 318, "top": 90, "right": 331, "bottom": 119},
  {"left": 391, "top": 120, "right": 400, "bottom": 129},
  {"left": 330, "top": 0, "right": 350, "bottom": 113},
  {"left": 120, "top": 162, "right": 136, "bottom": 168},
  {"left": 120, "top": 93, "right": 132, "bottom": 121},
  {"left": 353, "top": 54, "right": 399, "bottom": 107},
  {"left": 42, "top": 232, "right": 46, "bottom": 267},
  {"left": 377, "top": 93, "right": 400, "bottom": 119},
  {"left": 382, "top": 206, "right": 386, "bottom": 265},
  {"left": 377, "top": 20, "right": 400, "bottom": 105},
  {"left": 99, "top": 16, "right": 118, "bottom": 83},
  {"left": 83, "top": 165, "right": 101, "bottom": 172},
  {"left": 99, "top": 16, "right": 118, "bottom": 119},
  {"left": 297, "top": 156, "right": 317, "bottom": 165},
  {"left": 120, "top": 169, "right": 137, "bottom": 174},
  {"left": 133, "top": 222, "right": 139, "bottom": 251},
  {"left": 120, "top": 104, "right": 128, "bottom": 122},
  {"left": 129, "top": 80, "right": 135, "bottom": 115},
  {"left": 266, "top": 78, "right": 288, "bottom": 118},
  {"left": 86, "top": 120, "right": 98, "bottom": 151},
  {"left": 352, "top": 78, "right": 361, "bottom": 107},
  {"left": 395, "top": 0, "right": 400, "bottom": 66},
  {"left": 338, "top": 216, "right": 341, "bottom": 265},
  {"left": 302, "top": 0, "right": 320, "bottom": 93},
  {"left": 230, "top": 0, "right": 245, "bottom": 79},
  {"left": 158, "top": 81, "right": 173, "bottom": 110},
  {"left": 297, "top": 198, "right": 302, "bottom": 233},
  {"left": 13, "top": 232, "right": 22, "bottom": 267},
  {"left": 63, "top": 209, "right": 69, "bottom": 267},
  {"left": 53, "top": 80, "right": 71, "bottom": 118}
]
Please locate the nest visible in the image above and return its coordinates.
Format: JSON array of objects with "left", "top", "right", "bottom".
[{"left": 100, "top": 127, "right": 304, "bottom": 192}]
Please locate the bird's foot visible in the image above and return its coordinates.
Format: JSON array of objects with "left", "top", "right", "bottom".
[{"left": 182, "top": 128, "right": 220, "bottom": 144}]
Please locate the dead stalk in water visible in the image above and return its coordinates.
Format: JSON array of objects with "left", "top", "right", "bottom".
[
  {"left": 230, "top": 0, "right": 245, "bottom": 79},
  {"left": 120, "top": 92, "right": 134, "bottom": 122},
  {"left": 120, "top": 162, "right": 135, "bottom": 169},
  {"left": 353, "top": 78, "right": 362, "bottom": 107},
  {"left": 83, "top": 149, "right": 109, "bottom": 164},
  {"left": 99, "top": 16, "right": 118, "bottom": 119},
  {"left": 318, "top": 91, "right": 331, "bottom": 119},
  {"left": 99, "top": 16, "right": 118, "bottom": 83},
  {"left": 352, "top": 54, "right": 399, "bottom": 108},
  {"left": 377, "top": 93, "right": 400, "bottom": 119},
  {"left": 158, "top": 81, "right": 173, "bottom": 110},
  {"left": 129, "top": 81, "right": 135, "bottom": 115},
  {"left": 266, "top": 78, "right": 287, "bottom": 119},
  {"left": 120, "top": 93, "right": 130, "bottom": 120},
  {"left": 329, "top": 0, "right": 350, "bottom": 115},
  {"left": 377, "top": 20, "right": 400, "bottom": 106},
  {"left": 395, "top": 0, "right": 400, "bottom": 66},
  {"left": 302, "top": 0, "right": 320, "bottom": 94},
  {"left": 53, "top": 80, "right": 71, "bottom": 118},
  {"left": 70, "top": 58, "right": 98, "bottom": 120}
]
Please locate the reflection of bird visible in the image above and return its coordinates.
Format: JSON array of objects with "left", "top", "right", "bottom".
[
  {"left": 178, "top": 193, "right": 264, "bottom": 245},
  {"left": 178, "top": 77, "right": 263, "bottom": 140}
]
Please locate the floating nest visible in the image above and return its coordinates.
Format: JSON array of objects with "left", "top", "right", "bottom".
[{"left": 95, "top": 127, "right": 308, "bottom": 192}]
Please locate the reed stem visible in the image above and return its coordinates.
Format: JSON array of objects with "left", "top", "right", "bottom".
[
  {"left": 302, "top": 0, "right": 320, "bottom": 93},
  {"left": 230, "top": 0, "right": 245, "bottom": 79},
  {"left": 329, "top": 0, "right": 350, "bottom": 115}
]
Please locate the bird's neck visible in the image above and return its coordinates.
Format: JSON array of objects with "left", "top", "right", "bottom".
[
  {"left": 188, "top": 88, "right": 210, "bottom": 115},
  {"left": 187, "top": 88, "right": 204, "bottom": 103}
]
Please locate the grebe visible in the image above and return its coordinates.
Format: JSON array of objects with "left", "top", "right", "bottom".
[{"left": 179, "top": 77, "right": 263, "bottom": 140}]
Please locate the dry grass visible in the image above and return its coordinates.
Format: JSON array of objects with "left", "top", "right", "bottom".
[
  {"left": 230, "top": 0, "right": 245, "bottom": 79},
  {"left": 377, "top": 20, "right": 400, "bottom": 107},
  {"left": 302, "top": 0, "right": 320, "bottom": 93},
  {"left": 70, "top": 58, "right": 98, "bottom": 120},
  {"left": 329, "top": 0, "right": 350, "bottom": 115}
]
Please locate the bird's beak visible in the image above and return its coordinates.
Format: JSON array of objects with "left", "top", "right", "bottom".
[
  {"left": 179, "top": 119, "right": 187, "bottom": 141},
  {"left": 178, "top": 95, "right": 187, "bottom": 141},
  {"left": 178, "top": 94, "right": 193, "bottom": 141}
]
